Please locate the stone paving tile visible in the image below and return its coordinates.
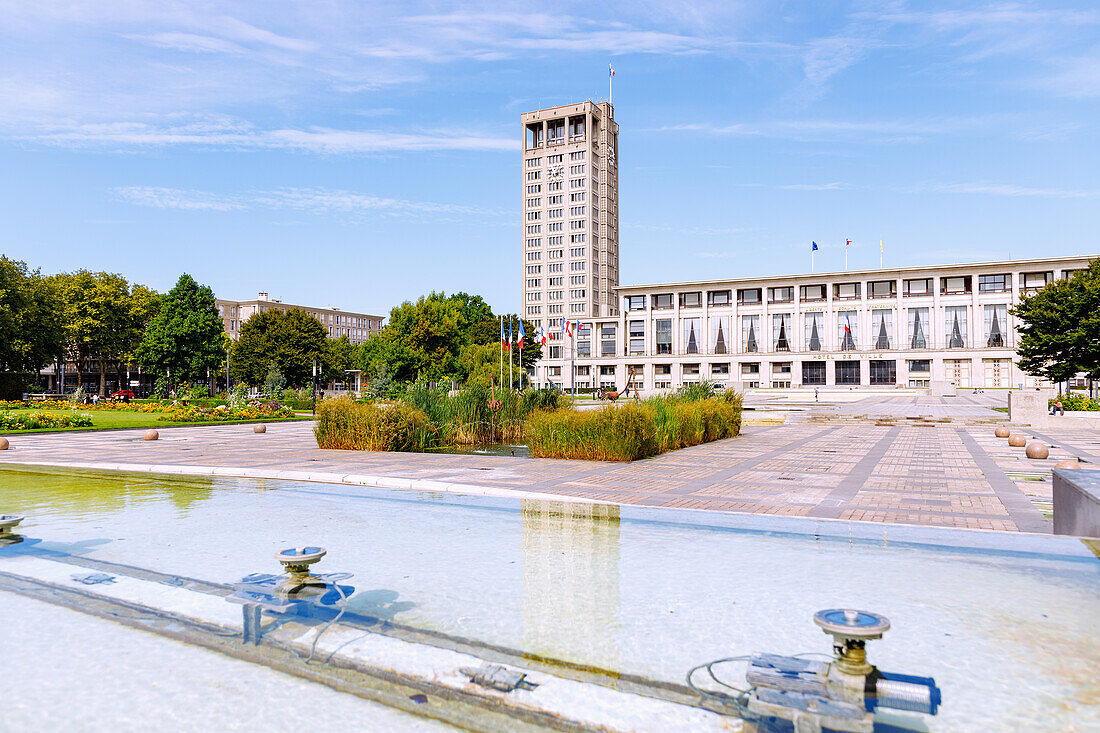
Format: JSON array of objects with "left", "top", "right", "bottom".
[{"left": 2, "top": 413, "right": 1097, "bottom": 534}]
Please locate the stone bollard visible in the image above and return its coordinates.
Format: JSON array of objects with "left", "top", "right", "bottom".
[
  {"left": 1007, "top": 434, "right": 1026, "bottom": 447},
  {"left": 1054, "top": 459, "right": 1081, "bottom": 469},
  {"left": 0, "top": 436, "right": 8, "bottom": 450},
  {"left": 994, "top": 427, "right": 1010, "bottom": 438},
  {"left": 1024, "top": 442, "right": 1049, "bottom": 460},
  {"left": 143, "top": 429, "right": 159, "bottom": 441},
  {"left": 253, "top": 424, "right": 266, "bottom": 434}
]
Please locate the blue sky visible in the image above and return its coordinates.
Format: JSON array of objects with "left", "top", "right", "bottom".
[{"left": 1, "top": 1, "right": 1098, "bottom": 317}]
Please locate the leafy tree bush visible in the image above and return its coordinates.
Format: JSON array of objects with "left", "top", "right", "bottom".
[
  {"left": 264, "top": 363, "right": 287, "bottom": 395},
  {"left": 1012, "top": 259, "right": 1099, "bottom": 385},
  {"left": 0, "top": 256, "right": 64, "bottom": 374},
  {"left": 136, "top": 273, "right": 222, "bottom": 389},
  {"left": 232, "top": 307, "right": 330, "bottom": 388}
]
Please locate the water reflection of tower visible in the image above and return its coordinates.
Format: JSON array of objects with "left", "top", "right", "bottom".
[{"left": 521, "top": 500, "right": 621, "bottom": 669}]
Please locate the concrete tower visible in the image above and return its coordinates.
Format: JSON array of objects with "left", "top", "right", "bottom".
[{"left": 521, "top": 101, "right": 619, "bottom": 335}]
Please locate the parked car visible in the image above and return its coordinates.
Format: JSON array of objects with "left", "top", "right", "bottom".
[{"left": 110, "top": 390, "right": 135, "bottom": 400}]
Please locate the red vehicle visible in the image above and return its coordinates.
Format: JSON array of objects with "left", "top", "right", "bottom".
[{"left": 110, "top": 390, "right": 136, "bottom": 400}]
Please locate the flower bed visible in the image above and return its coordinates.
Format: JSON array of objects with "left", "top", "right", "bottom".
[
  {"left": 0, "top": 412, "right": 94, "bottom": 430},
  {"left": 157, "top": 402, "right": 294, "bottom": 423}
]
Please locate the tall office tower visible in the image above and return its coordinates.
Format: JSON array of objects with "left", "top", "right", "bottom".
[{"left": 521, "top": 101, "right": 619, "bottom": 335}]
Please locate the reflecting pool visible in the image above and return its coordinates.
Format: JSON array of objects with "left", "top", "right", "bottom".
[{"left": 1, "top": 464, "right": 1097, "bottom": 731}]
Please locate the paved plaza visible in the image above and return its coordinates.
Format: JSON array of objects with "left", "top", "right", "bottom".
[{"left": 2, "top": 394, "right": 1097, "bottom": 533}]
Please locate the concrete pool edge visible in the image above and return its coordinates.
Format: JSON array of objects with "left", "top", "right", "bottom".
[{"left": 3, "top": 459, "right": 1097, "bottom": 563}]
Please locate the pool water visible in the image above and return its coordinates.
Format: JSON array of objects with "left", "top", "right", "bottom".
[{"left": 1, "top": 465, "right": 1097, "bottom": 731}]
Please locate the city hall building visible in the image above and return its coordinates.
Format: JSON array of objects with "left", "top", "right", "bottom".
[
  {"left": 531, "top": 257, "right": 1092, "bottom": 393},
  {"left": 521, "top": 102, "right": 1094, "bottom": 393}
]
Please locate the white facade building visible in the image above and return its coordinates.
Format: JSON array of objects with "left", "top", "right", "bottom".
[
  {"left": 533, "top": 257, "right": 1095, "bottom": 393},
  {"left": 216, "top": 292, "right": 383, "bottom": 346}
]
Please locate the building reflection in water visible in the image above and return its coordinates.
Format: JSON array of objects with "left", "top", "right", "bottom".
[{"left": 521, "top": 499, "right": 621, "bottom": 669}]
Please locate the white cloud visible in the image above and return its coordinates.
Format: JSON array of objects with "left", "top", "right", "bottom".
[
  {"left": 650, "top": 117, "right": 994, "bottom": 143},
  {"left": 112, "top": 185, "right": 509, "bottom": 220},
  {"left": 914, "top": 182, "right": 1100, "bottom": 199},
  {"left": 24, "top": 117, "right": 514, "bottom": 153}
]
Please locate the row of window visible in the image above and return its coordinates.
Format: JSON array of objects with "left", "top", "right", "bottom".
[
  {"left": 625, "top": 272, "right": 1073, "bottom": 312},
  {"left": 543, "top": 306, "right": 1010, "bottom": 356}
]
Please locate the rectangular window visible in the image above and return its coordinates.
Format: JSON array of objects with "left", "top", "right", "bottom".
[
  {"left": 737, "top": 288, "right": 761, "bottom": 305},
  {"left": 804, "top": 312, "right": 824, "bottom": 351},
  {"left": 835, "top": 360, "right": 860, "bottom": 385},
  {"left": 570, "top": 192, "right": 586, "bottom": 202},
  {"left": 626, "top": 295, "right": 646, "bottom": 311},
  {"left": 679, "top": 291, "right": 702, "bottom": 308},
  {"left": 683, "top": 363, "right": 700, "bottom": 376},
  {"left": 741, "top": 315, "right": 760, "bottom": 353},
  {"left": 908, "top": 359, "right": 930, "bottom": 373},
  {"left": 802, "top": 361, "right": 826, "bottom": 385},
  {"left": 526, "top": 184, "right": 541, "bottom": 194},
  {"left": 871, "top": 309, "right": 893, "bottom": 350},
  {"left": 1022, "top": 271, "right": 1052, "bottom": 291},
  {"left": 710, "top": 315, "right": 731, "bottom": 355},
  {"left": 628, "top": 320, "right": 645, "bottom": 355},
  {"left": 834, "top": 282, "right": 860, "bottom": 300},
  {"left": 708, "top": 290, "right": 732, "bottom": 307},
  {"left": 941, "top": 276, "right": 972, "bottom": 295},
  {"left": 907, "top": 308, "right": 930, "bottom": 348},
  {"left": 772, "top": 313, "right": 792, "bottom": 352},
  {"left": 682, "top": 317, "right": 702, "bottom": 354},
  {"left": 768, "top": 286, "right": 794, "bottom": 304},
  {"left": 601, "top": 324, "right": 616, "bottom": 356},
  {"left": 868, "top": 280, "right": 896, "bottom": 299},
  {"left": 711, "top": 363, "right": 730, "bottom": 375},
  {"left": 978, "top": 274, "right": 1010, "bottom": 292},
  {"left": 945, "top": 306, "right": 968, "bottom": 348},
  {"left": 904, "top": 278, "right": 933, "bottom": 297},
  {"left": 800, "top": 284, "right": 826, "bottom": 302},
  {"left": 656, "top": 319, "right": 672, "bottom": 354},
  {"left": 838, "top": 311, "right": 858, "bottom": 350},
  {"left": 984, "top": 305, "right": 1008, "bottom": 348},
  {"left": 869, "top": 360, "right": 896, "bottom": 385},
  {"left": 652, "top": 293, "right": 673, "bottom": 310}
]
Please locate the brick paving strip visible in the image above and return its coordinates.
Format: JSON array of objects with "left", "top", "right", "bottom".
[
  {"left": 955, "top": 429, "right": 1051, "bottom": 533},
  {"left": 806, "top": 427, "right": 901, "bottom": 519},
  {"left": 1, "top": 414, "right": 1094, "bottom": 532}
]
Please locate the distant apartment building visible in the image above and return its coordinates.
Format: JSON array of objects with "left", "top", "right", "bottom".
[
  {"left": 216, "top": 292, "right": 383, "bottom": 345},
  {"left": 533, "top": 256, "right": 1095, "bottom": 394},
  {"left": 522, "top": 101, "right": 619, "bottom": 334}
]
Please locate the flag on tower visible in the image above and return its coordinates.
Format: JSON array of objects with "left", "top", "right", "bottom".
[
  {"left": 517, "top": 320, "right": 525, "bottom": 349},
  {"left": 609, "top": 64, "right": 615, "bottom": 78}
]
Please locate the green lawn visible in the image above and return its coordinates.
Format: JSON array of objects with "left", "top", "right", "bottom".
[{"left": 0, "top": 408, "right": 310, "bottom": 435}]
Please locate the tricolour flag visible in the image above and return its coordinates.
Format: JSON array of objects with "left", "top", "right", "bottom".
[
  {"left": 565, "top": 319, "right": 574, "bottom": 339},
  {"left": 812, "top": 241, "right": 818, "bottom": 252},
  {"left": 609, "top": 64, "right": 615, "bottom": 78},
  {"left": 507, "top": 319, "right": 513, "bottom": 351},
  {"left": 517, "top": 320, "right": 525, "bottom": 349},
  {"left": 500, "top": 319, "right": 506, "bottom": 351},
  {"left": 845, "top": 238, "right": 852, "bottom": 247}
]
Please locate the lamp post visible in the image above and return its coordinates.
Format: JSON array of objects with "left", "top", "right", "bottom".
[
  {"left": 226, "top": 347, "right": 231, "bottom": 393},
  {"left": 312, "top": 358, "right": 318, "bottom": 417}
]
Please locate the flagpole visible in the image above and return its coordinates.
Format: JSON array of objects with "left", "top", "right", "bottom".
[
  {"left": 844, "top": 241, "right": 848, "bottom": 272},
  {"left": 880, "top": 239, "right": 883, "bottom": 269},
  {"left": 508, "top": 317, "right": 513, "bottom": 390},
  {"left": 499, "top": 315, "right": 503, "bottom": 388},
  {"left": 609, "top": 63, "right": 613, "bottom": 104}
]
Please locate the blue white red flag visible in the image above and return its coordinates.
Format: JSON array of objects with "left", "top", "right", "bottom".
[{"left": 518, "top": 320, "right": 525, "bottom": 349}]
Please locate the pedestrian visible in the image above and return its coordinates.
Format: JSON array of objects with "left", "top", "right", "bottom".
[
  {"left": 814, "top": 387, "right": 819, "bottom": 402},
  {"left": 1050, "top": 398, "right": 1064, "bottom": 416},
  {"left": 92, "top": 393, "right": 99, "bottom": 406}
]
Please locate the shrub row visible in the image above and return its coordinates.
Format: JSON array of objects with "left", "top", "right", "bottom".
[
  {"left": 314, "top": 397, "right": 442, "bottom": 451},
  {"left": 1050, "top": 393, "right": 1100, "bottom": 411},
  {"left": 526, "top": 392, "right": 742, "bottom": 461}
]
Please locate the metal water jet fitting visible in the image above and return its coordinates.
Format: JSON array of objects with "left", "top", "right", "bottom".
[
  {"left": 0, "top": 514, "right": 25, "bottom": 540},
  {"left": 745, "top": 609, "right": 941, "bottom": 733},
  {"left": 274, "top": 546, "right": 327, "bottom": 595}
]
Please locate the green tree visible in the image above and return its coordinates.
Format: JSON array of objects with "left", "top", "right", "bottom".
[
  {"left": 54, "top": 270, "right": 137, "bottom": 395},
  {"left": 459, "top": 342, "right": 500, "bottom": 388},
  {"left": 1012, "top": 259, "right": 1100, "bottom": 387},
  {"left": 136, "top": 273, "right": 225, "bottom": 388},
  {"left": 231, "top": 307, "right": 329, "bottom": 388},
  {"left": 0, "top": 256, "right": 65, "bottom": 374},
  {"left": 326, "top": 334, "right": 355, "bottom": 384},
  {"left": 385, "top": 294, "right": 465, "bottom": 380}
]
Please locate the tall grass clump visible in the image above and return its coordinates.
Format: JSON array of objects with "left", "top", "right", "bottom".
[
  {"left": 314, "top": 396, "right": 441, "bottom": 452},
  {"left": 527, "top": 402, "right": 658, "bottom": 461}
]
